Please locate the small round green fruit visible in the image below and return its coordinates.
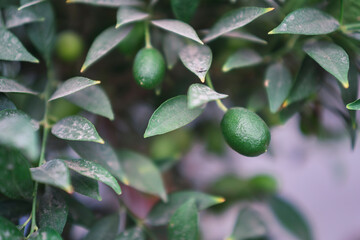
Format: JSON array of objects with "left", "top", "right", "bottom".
[{"left": 56, "top": 31, "right": 84, "bottom": 62}]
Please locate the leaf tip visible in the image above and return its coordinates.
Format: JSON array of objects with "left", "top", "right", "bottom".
[
  {"left": 200, "top": 77, "right": 205, "bottom": 83},
  {"left": 95, "top": 80, "right": 101, "bottom": 85},
  {"left": 268, "top": 29, "right": 275, "bottom": 35},
  {"left": 66, "top": 0, "right": 73, "bottom": 3},
  {"left": 282, "top": 100, "right": 289, "bottom": 108},
  {"left": 266, "top": 7, "right": 275, "bottom": 13},
  {"left": 215, "top": 196, "right": 226, "bottom": 203},
  {"left": 115, "top": 24, "right": 121, "bottom": 29},
  {"left": 33, "top": 59, "right": 40, "bottom": 63},
  {"left": 80, "top": 65, "right": 86, "bottom": 73},
  {"left": 65, "top": 185, "right": 74, "bottom": 194},
  {"left": 122, "top": 178, "right": 130, "bottom": 186},
  {"left": 98, "top": 138, "right": 105, "bottom": 144},
  {"left": 343, "top": 82, "right": 349, "bottom": 89},
  {"left": 222, "top": 66, "right": 229, "bottom": 72}
]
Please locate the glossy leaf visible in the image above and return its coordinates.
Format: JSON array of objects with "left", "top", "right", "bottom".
[
  {"left": 0, "top": 93, "right": 16, "bottom": 111},
  {"left": 18, "top": 0, "right": 45, "bottom": 10},
  {"left": 222, "top": 49, "right": 262, "bottom": 72},
  {"left": 228, "top": 207, "right": 267, "bottom": 240},
  {"left": 144, "top": 95, "right": 204, "bottom": 138},
  {"left": 303, "top": 41, "right": 349, "bottom": 88},
  {"left": 147, "top": 191, "right": 225, "bottom": 226},
  {"left": 0, "top": 78, "right": 38, "bottom": 95},
  {"left": 269, "top": 8, "right": 339, "bottom": 35},
  {"left": 163, "top": 33, "right": 185, "bottom": 69},
  {"left": 69, "top": 141, "right": 128, "bottom": 184},
  {"left": 4, "top": 6, "right": 43, "bottom": 29},
  {"left": 67, "top": 0, "right": 143, "bottom": 7},
  {"left": 29, "top": 228, "right": 63, "bottom": 240},
  {"left": 49, "top": 77, "right": 100, "bottom": 101},
  {"left": 151, "top": 19, "right": 203, "bottom": 44},
  {"left": 0, "top": 109, "right": 39, "bottom": 160},
  {"left": 187, "top": 83, "right": 228, "bottom": 109},
  {"left": 38, "top": 188, "right": 69, "bottom": 234},
  {"left": 83, "top": 214, "right": 120, "bottom": 240},
  {"left": 171, "top": 0, "right": 199, "bottom": 23},
  {"left": 346, "top": 99, "right": 360, "bottom": 110},
  {"left": 0, "top": 28, "right": 38, "bottom": 63},
  {"left": 0, "top": 216, "right": 23, "bottom": 240},
  {"left": 269, "top": 196, "right": 313, "bottom": 240},
  {"left": 71, "top": 172, "right": 101, "bottom": 201},
  {"left": 65, "top": 85, "right": 114, "bottom": 120},
  {"left": 63, "top": 158, "right": 121, "bottom": 194},
  {"left": 116, "top": 7, "right": 148, "bottom": 28},
  {"left": 81, "top": 25, "right": 133, "bottom": 72},
  {"left": 52, "top": 116, "right": 104, "bottom": 143},
  {"left": 117, "top": 150, "right": 166, "bottom": 201},
  {"left": 168, "top": 199, "right": 198, "bottom": 240},
  {"left": 116, "top": 227, "right": 145, "bottom": 240},
  {"left": 203, "top": 7, "right": 274, "bottom": 42},
  {"left": 0, "top": 148, "right": 33, "bottom": 199},
  {"left": 179, "top": 44, "right": 212, "bottom": 82},
  {"left": 265, "top": 63, "right": 293, "bottom": 113},
  {"left": 30, "top": 159, "right": 73, "bottom": 193}
]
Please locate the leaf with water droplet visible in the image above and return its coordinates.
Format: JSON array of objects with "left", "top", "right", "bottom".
[
  {"left": 187, "top": 83, "right": 228, "bottom": 109},
  {"left": 222, "top": 49, "right": 262, "bottom": 72},
  {"left": 116, "top": 7, "right": 148, "bottom": 28}
]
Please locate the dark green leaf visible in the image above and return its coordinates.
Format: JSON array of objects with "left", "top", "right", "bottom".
[
  {"left": 116, "top": 7, "right": 148, "bottom": 28},
  {"left": 116, "top": 227, "right": 145, "bottom": 240},
  {"left": 65, "top": 85, "right": 114, "bottom": 120},
  {"left": 4, "top": 6, "right": 43, "bottom": 29},
  {"left": 163, "top": 33, "right": 185, "bottom": 69},
  {"left": 269, "top": 8, "right": 339, "bottom": 35},
  {"left": 72, "top": 172, "right": 101, "bottom": 201},
  {"left": 168, "top": 199, "right": 198, "bottom": 240},
  {"left": 0, "top": 216, "right": 23, "bottom": 240},
  {"left": 49, "top": 77, "right": 100, "bottom": 101},
  {"left": 303, "top": 41, "right": 349, "bottom": 88},
  {"left": 117, "top": 150, "right": 166, "bottom": 201},
  {"left": 29, "top": 227, "right": 63, "bottom": 240},
  {"left": 0, "top": 28, "right": 38, "bottom": 63},
  {"left": 203, "top": 7, "right": 274, "bottom": 42},
  {"left": 30, "top": 159, "right": 73, "bottom": 193},
  {"left": 81, "top": 25, "right": 133, "bottom": 72},
  {"left": 268, "top": 196, "right": 312, "bottom": 240},
  {"left": 151, "top": 19, "right": 203, "bottom": 44},
  {"left": 38, "top": 188, "right": 69, "bottom": 234},
  {"left": 222, "top": 49, "right": 262, "bottom": 72},
  {"left": 0, "top": 93, "right": 16, "bottom": 111},
  {"left": 146, "top": 191, "right": 225, "bottom": 226},
  {"left": 179, "top": 44, "right": 212, "bottom": 82},
  {"left": 171, "top": 0, "right": 199, "bottom": 23},
  {"left": 264, "top": 63, "right": 293, "bottom": 113},
  {"left": 187, "top": 83, "right": 228, "bottom": 109},
  {"left": 18, "top": 0, "right": 45, "bottom": 10},
  {"left": 144, "top": 95, "right": 204, "bottom": 138},
  {"left": 67, "top": 0, "right": 143, "bottom": 7},
  {"left": 346, "top": 99, "right": 360, "bottom": 110},
  {"left": 0, "top": 78, "right": 38, "bottom": 95},
  {"left": 0, "top": 148, "right": 33, "bottom": 199},
  {"left": 83, "top": 214, "right": 120, "bottom": 240},
  {"left": 67, "top": 196, "right": 96, "bottom": 228}
]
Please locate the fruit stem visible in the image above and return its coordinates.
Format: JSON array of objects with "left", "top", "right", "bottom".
[
  {"left": 205, "top": 74, "right": 228, "bottom": 112},
  {"left": 144, "top": 20, "right": 152, "bottom": 49}
]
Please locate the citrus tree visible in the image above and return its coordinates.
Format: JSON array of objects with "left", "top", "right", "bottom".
[{"left": 0, "top": 0, "right": 359, "bottom": 239}]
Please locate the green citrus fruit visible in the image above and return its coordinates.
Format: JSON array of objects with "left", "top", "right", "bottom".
[
  {"left": 221, "top": 107, "right": 270, "bottom": 157},
  {"left": 249, "top": 174, "right": 278, "bottom": 195},
  {"left": 56, "top": 31, "right": 84, "bottom": 62},
  {"left": 133, "top": 47, "right": 166, "bottom": 89}
]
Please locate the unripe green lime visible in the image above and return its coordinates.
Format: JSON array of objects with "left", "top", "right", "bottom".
[
  {"left": 221, "top": 107, "right": 270, "bottom": 157},
  {"left": 56, "top": 31, "right": 84, "bottom": 62},
  {"left": 133, "top": 47, "right": 166, "bottom": 89},
  {"left": 249, "top": 174, "right": 278, "bottom": 195}
]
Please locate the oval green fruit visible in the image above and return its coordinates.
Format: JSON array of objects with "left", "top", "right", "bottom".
[
  {"left": 56, "top": 31, "right": 84, "bottom": 62},
  {"left": 221, "top": 107, "right": 270, "bottom": 157},
  {"left": 133, "top": 47, "right": 166, "bottom": 89}
]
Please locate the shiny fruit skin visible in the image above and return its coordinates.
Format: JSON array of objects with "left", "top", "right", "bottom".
[
  {"left": 221, "top": 107, "right": 270, "bottom": 157},
  {"left": 133, "top": 47, "right": 166, "bottom": 89},
  {"left": 56, "top": 31, "right": 84, "bottom": 62}
]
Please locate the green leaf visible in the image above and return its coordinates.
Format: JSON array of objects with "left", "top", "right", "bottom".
[
  {"left": 222, "top": 49, "right": 262, "bottom": 72},
  {"left": 29, "top": 227, "right": 63, "bottom": 240},
  {"left": 81, "top": 25, "right": 133, "bottom": 72},
  {"left": 0, "top": 78, "right": 38, "bottom": 95},
  {"left": 63, "top": 158, "right": 121, "bottom": 194},
  {"left": 49, "top": 77, "right": 101, "bottom": 101},
  {"left": 83, "top": 214, "right": 120, "bottom": 240},
  {"left": 264, "top": 63, "right": 293, "bottom": 113},
  {"left": 116, "top": 7, "right": 148, "bottom": 28},
  {"left": 4, "top": 6, "right": 43, "bottom": 29},
  {"left": 218, "top": 30, "right": 267, "bottom": 45},
  {"left": 303, "top": 41, "right": 349, "bottom": 88},
  {"left": 117, "top": 150, "right": 166, "bottom": 201},
  {"left": 116, "top": 227, "right": 145, "bottom": 240},
  {"left": 151, "top": 19, "right": 203, "bottom": 44},
  {"left": 67, "top": 0, "right": 144, "bottom": 7},
  {"left": 168, "top": 199, "right": 198, "bottom": 240},
  {"left": 144, "top": 95, "right": 204, "bottom": 138},
  {"left": 51, "top": 116, "right": 104, "bottom": 143},
  {"left": 65, "top": 85, "right": 114, "bottom": 120},
  {"left": 346, "top": 99, "right": 360, "bottom": 110},
  {"left": 228, "top": 207, "right": 267, "bottom": 240},
  {"left": 18, "top": 0, "right": 45, "bottom": 10},
  {"left": 0, "top": 28, "right": 38, "bottom": 63},
  {"left": 269, "top": 8, "right": 339, "bottom": 35},
  {"left": 30, "top": 159, "right": 73, "bottom": 193},
  {"left": 171, "top": 0, "right": 199, "bottom": 23},
  {"left": 0, "top": 216, "right": 23, "bottom": 240},
  {"left": 203, "top": 7, "right": 274, "bottom": 42},
  {"left": 0, "top": 109, "right": 39, "bottom": 160},
  {"left": 163, "top": 33, "right": 185, "bottom": 69},
  {"left": 67, "top": 196, "right": 96, "bottom": 228},
  {"left": 69, "top": 141, "right": 128, "bottom": 184},
  {"left": 268, "top": 196, "right": 312, "bottom": 240},
  {"left": 71, "top": 172, "right": 101, "bottom": 201},
  {"left": 187, "top": 83, "right": 228, "bottom": 109},
  {"left": 0, "top": 93, "right": 16, "bottom": 111},
  {"left": 146, "top": 191, "right": 225, "bottom": 226},
  {"left": 38, "top": 187, "right": 69, "bottom": 234},
  {"left": 0, "top": 109, "right": 39, "bottom": 130},
  {"left": 179, "top": 44, "right": 212, "bottom": 82},
  {"left": 0, "top": 148, "right": 33, "bottom": 199}
]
